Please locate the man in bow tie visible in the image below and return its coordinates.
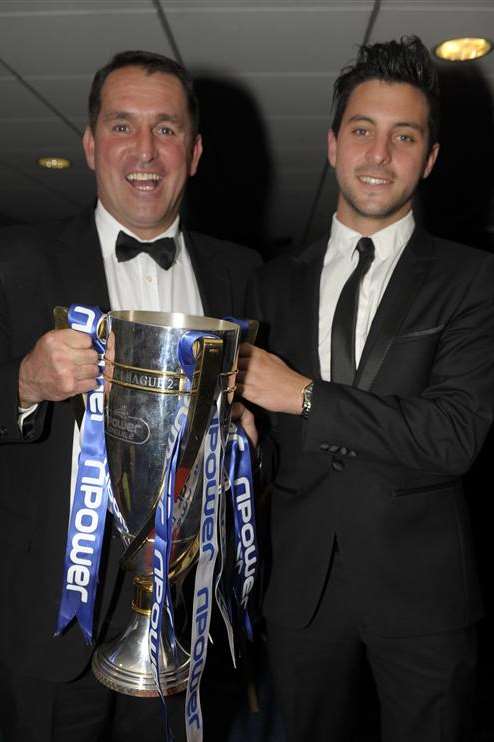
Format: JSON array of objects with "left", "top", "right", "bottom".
[
  {"left": 0, "top": 50, "right": 260, "bottom": 742},
  {"left": 238, "top": 36, "right": 494, "bottom": 741}
]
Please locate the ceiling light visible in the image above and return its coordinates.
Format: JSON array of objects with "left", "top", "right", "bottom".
[
  {"left": 37, "top": 157, "right": 71, "bottom": 169},
  {"left": 434, "top": 37, "right": 492, "bottom": 62}
]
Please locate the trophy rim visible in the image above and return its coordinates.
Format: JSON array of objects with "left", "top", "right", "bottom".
[{"left": 109, "top": 311, "right": 239, "bottom": 333}]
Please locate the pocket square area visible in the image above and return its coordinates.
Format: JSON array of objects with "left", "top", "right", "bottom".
[{"left": 393, "top": 324, "right": 445, "bottom": 343}]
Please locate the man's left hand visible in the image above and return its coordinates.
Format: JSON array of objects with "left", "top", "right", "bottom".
[{"left": 237, "top": 343, "right": 311, "bottom": 415}]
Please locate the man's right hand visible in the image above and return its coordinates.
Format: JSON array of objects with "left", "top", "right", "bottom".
[{"left": 18, "top": 329, "right": 100, "bottom": 407}]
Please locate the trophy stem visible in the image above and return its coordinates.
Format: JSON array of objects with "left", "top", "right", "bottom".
[{"left": 92, "top": 576, "right": 189, "bottom": 697}]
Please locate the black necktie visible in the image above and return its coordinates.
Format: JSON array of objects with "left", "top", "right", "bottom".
[
  {"left": 331, "top": 237, "right": 375, "bottom": 385},
  {"left": 115, "top": 231, "right": 176, "bottom": 270}
]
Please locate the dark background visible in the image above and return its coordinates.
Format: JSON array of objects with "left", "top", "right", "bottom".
[{"left": 1, "top": 2, "right": 494, "bottom": 740}]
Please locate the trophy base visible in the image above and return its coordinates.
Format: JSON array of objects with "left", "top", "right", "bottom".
[{"left": 92, "top": 609, "right": 189, "bottom": 697}]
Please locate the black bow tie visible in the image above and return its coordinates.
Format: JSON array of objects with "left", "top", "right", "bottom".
[{"left": 115, "top": 231, "right": 176, "bottom": 270}]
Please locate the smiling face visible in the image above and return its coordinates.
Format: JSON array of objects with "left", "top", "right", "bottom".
[
  {"left": 328, "top": 79, "right": 439, "bottom": 235},
  {"left": 82, "top": 66, "right": 202, "bottom": 240}
]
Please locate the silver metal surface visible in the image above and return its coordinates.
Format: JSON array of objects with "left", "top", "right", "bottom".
[
  {"left": 91, "top": 311, "right": 239, "bottom": 696},
  {"left": 92, "top": 611, "right": 189, "bottom": 697}
]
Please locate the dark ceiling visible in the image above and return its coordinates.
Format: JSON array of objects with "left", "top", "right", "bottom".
[{"left": 0, "top": 0, "right": 493, "bottom": 256}]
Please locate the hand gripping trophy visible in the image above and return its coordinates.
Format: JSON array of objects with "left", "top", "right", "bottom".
[{"left": 54, "top": 304, "right": 257, "bottom": 738}]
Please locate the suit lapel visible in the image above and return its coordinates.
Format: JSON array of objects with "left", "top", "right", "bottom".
[
  {"left": 53, "top": 207, "right": 110, "bottom": 311},
  {"left": 293, "top": 238, "right": 327, "bottom": 379},
  {"left": 354, "top": 228, "right": 435, "bottom": 391},
  {"left": 183, "top": 229, "right": 232, "bottom": 317}
]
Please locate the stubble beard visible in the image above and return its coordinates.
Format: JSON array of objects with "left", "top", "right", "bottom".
[{"left": 339, "top": 179, "right": 419, "bottom": 223}]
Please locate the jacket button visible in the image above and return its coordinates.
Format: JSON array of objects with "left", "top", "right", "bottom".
[
  {"left": 329, "top": 444, "right": 340, "bottom": 453},
  {"left": 349, "top": 450, "right": 357, "bottom": 457},
  {"left": 340, "top": 447, "right": 348, "bottom": 456},
  {"left": 320, "top": 442, "right": 329, "bottom": 452},
  {"left": 332, "top": 459, "right": 345, "bottom": 472}
]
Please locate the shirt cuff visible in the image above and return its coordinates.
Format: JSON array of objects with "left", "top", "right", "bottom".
[{"left": 18, "top": 403, "right": 39, "bottom": 432}]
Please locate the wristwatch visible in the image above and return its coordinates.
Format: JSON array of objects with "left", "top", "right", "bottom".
[{"left": 301, "top": 381, "right": 314, "bottom": 419}]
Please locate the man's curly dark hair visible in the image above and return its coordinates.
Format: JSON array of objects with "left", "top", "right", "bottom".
[{"left": 331, "top": 35, "right": 440, "bottom": 151}]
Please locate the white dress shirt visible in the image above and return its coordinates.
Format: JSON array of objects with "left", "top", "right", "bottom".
[
  {"left": 24, "top": 201, "right": 205, "bottom": 505},
  {"left": 319, "top": 211, "right": 415, "bottom": 381},
  {"left": 20, "top": 203, "right": 204, "bottom": 411},
  {"left": 96, "top": 201, "right": 203, "bottom": 315}
]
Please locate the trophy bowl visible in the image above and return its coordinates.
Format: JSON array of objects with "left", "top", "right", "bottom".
[{"left": 89, "top": 311, "right": 240, "bottom": 697}]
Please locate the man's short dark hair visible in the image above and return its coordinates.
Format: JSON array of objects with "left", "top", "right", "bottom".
[
  {"left": 88, "top": 50, "right": 199, "bottom": 138},
  {"left": 331, "top": 35, "right": 440, "bottom": 150}
]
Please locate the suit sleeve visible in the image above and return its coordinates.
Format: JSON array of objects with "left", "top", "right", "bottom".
[
  {"left": 303, "top": 255, "right": 494, "bottom": 476},
  {"left": 231, "top": 247, "right": 263, "bottom": 317},
  {"left": 244, "top": 269, "right": 281, "bottom": 485},
  {"left": 0, "top": 259, "right": 48, "bottom": 444}
]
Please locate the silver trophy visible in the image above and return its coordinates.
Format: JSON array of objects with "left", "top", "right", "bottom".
[{"left": 56, "top": 308, "right": 240, "bottom": 697}]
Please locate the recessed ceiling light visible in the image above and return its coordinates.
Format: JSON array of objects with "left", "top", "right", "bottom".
[
  {"left": 37, "top": 157, "right": 71, "bottom": 169},
  {"left": 434, "top": 37, "right": 492, "bottom": 62}
]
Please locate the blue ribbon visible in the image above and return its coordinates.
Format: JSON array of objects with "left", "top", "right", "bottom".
[
  {"left": 150, "top": 329, "right": 219, "bottom": 734},
  {"left": 149, "top": 405, "right": 187, "bottom": 703},
  {"left": 186, "top": 404, "right": 222, "bottom": 742},
  {"left": 222, "top": 317, "right": 258, "bottom": 638},
  {"left": 226, "top": 423, "right": 257, "bottom": 640},
  {"left": 223, "top": 316, "right": 250, "bottom": 341},
  {"left": 178, "top": 330, "right": 217, "bottom": 381},
  {"left": 55, "top": 304, "right": 108, "bottom": 644}
]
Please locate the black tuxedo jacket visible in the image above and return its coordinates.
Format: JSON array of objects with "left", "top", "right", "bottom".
[
  {"left": 0, "top": 207, "right": 260, "bottom": 681},
  {"left": 247, "top": 227, "right": 494, "bottom": 636}
]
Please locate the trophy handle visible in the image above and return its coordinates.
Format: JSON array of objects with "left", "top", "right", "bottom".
[
  {"left": 178, "top": 335, "right": 223, "bottom": 473},
  {"left": 121, "top": 334, "right": 225, "bottom": 569},
  {"left": 53, "top": 305, "right": 85, "bottom": 428},
  {"left": 243, "top": 319, "right": 259, "bottom": 345},
  {"left": 53, "top": 305, "right": 69, "bottom": 329}
]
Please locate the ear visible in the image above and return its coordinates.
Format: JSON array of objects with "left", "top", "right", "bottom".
[
  {"left": 422, "top": 142, "right": 439, "bottom": 179},
  {"left": 82, "top": 126, "right": 96, "bottom": 172},
  {"left": 327, "top": 129, "right": 338, "bottom": 168},
  {"left": 189, "top": 134, "right": 203, "bottom": 177}
]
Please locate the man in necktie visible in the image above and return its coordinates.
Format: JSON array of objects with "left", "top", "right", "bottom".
[
  {"left": 0, "top": 50, "right": 260, "bottom": 742},
  {"left": 237, "top": 36, "right": 494, "bottom": 741}
]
